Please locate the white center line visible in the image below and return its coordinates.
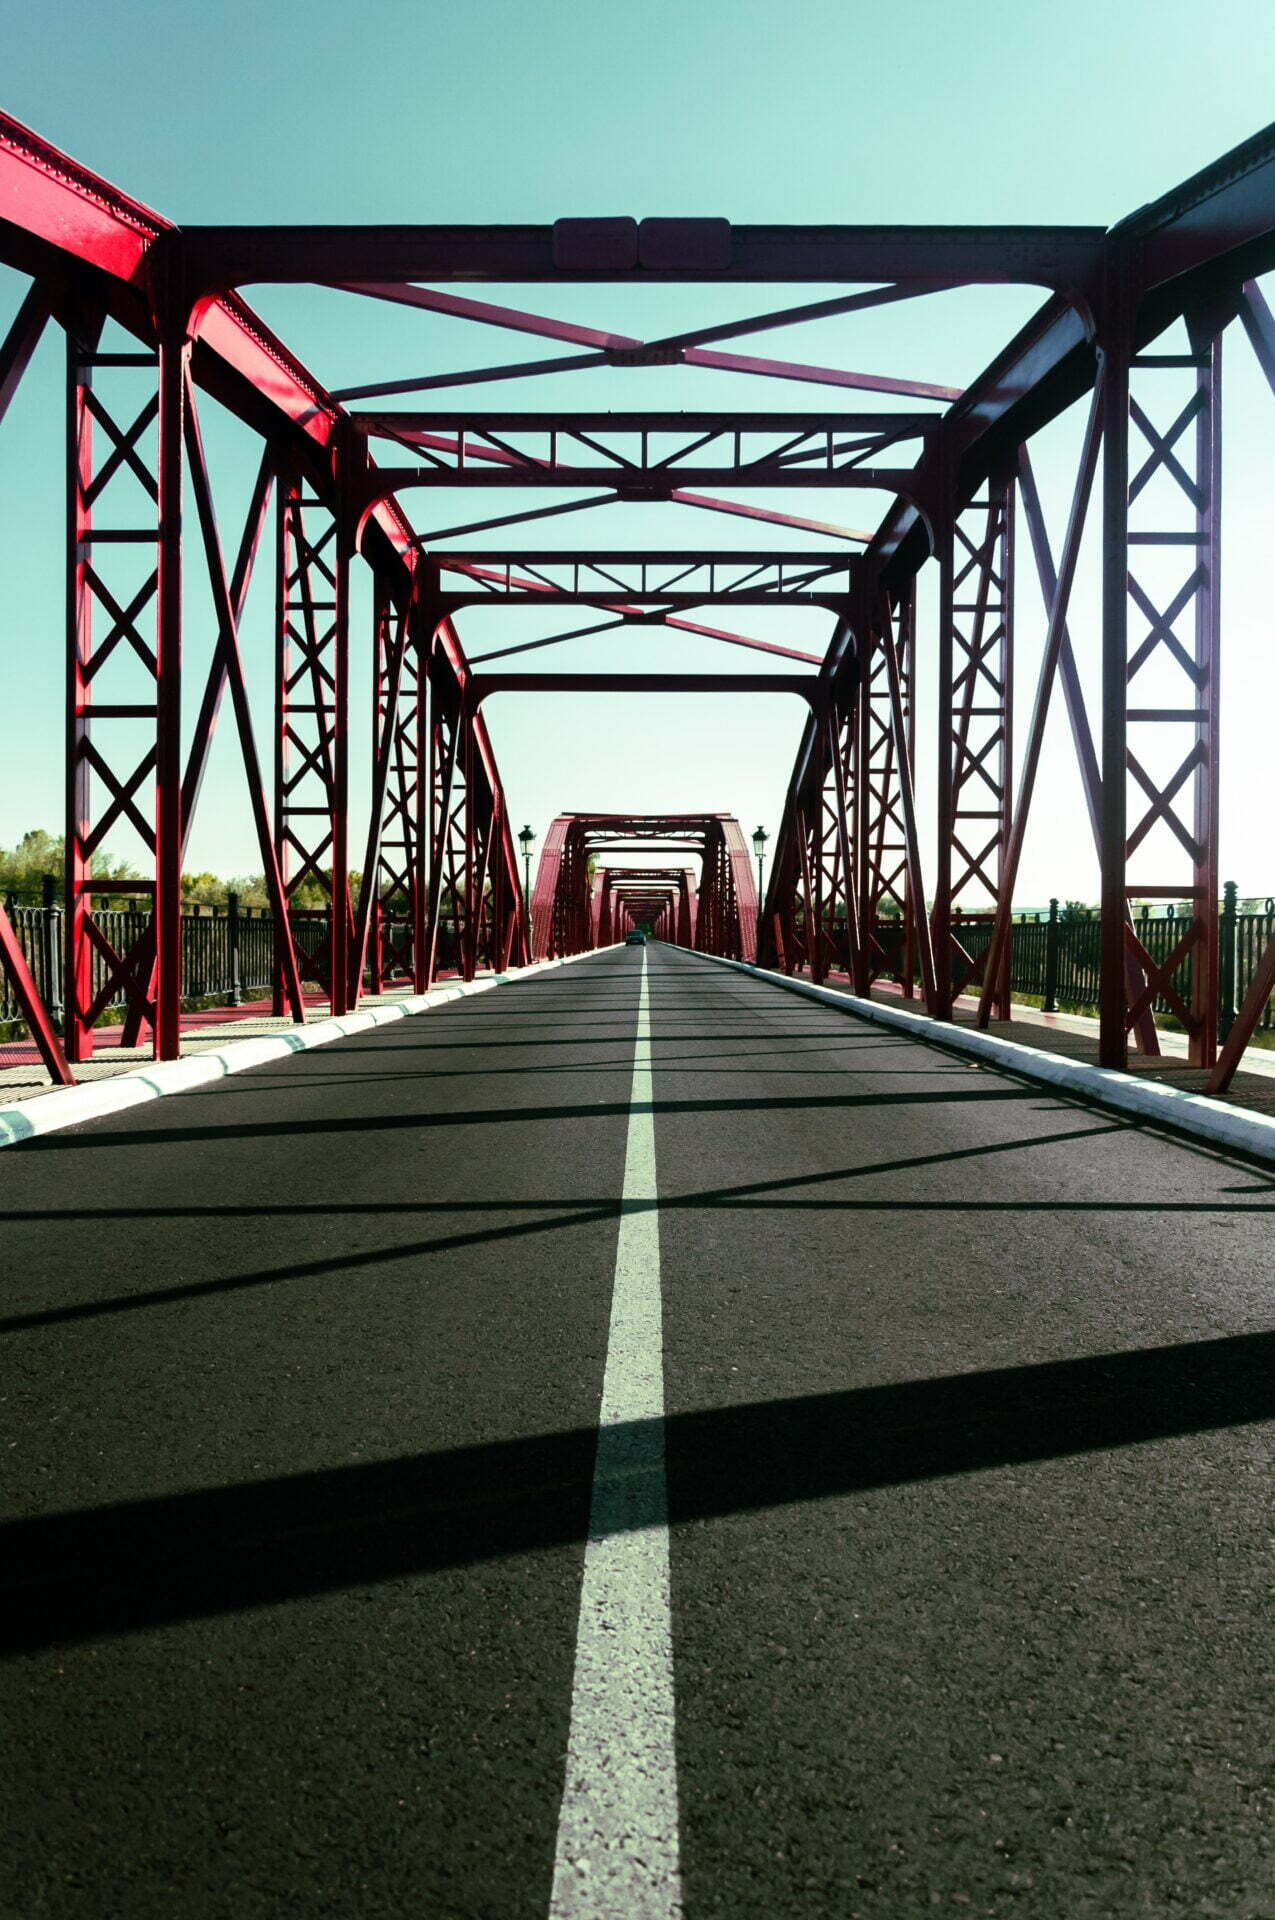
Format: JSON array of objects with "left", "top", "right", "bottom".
[{"left": 549, "top": 949, "right": 682, "bottom": 1919}]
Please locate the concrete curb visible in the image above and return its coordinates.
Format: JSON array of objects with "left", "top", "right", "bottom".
[
  {"left": 0, "top": 948, "right": 611, "bottom": 1152},
  {"left": 693, "top": 952, "right": 1275, "bottom": 1169}
]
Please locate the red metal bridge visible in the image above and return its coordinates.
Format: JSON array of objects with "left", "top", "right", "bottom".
[
  {"left": 2, "top": 106, "right": 1275, "bottom": 1920},
  {"left": 530, "top": 814, "right": 756, "bottom": 960},
  {"left": 1, "top": 110, "right": 1274, "bottom": 1091},
  {"left": 1, "top": 110, "right": 1275, "bottom": 1091}
]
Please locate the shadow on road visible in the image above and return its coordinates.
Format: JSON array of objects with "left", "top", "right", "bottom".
[
  {"left": 3, "top": 1328, "right": 1271, "bottom": 1655},
  {"left": 13, "top": 1085, "right": 1040, "bottom": 1155}
]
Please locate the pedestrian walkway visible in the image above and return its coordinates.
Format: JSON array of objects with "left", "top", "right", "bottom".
[
  {"left": 816, "top": 971, "right": 1275, "bottom": 1119},
  {"left": 0, "top": 984, "right": 466, "bottom": 1103}
]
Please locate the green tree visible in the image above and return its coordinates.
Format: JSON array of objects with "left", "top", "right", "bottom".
[{"left": 0, "top": 829, "right": 137, "bottom": 894}]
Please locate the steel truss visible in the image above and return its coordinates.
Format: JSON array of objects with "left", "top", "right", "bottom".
[
  {"left": 531, "top": 816, "right": 756, "bottom": 962},
  {"left": 933, "top": 473, "right": 1015, "bottom": 1019},
  {"left": 364, "top": 581, "right": 424, "bottom": 990},
  {"left": 356, "top": 410, "right": 928, "bottom": 494},
  {"left": 274, "top": 476, "right": 351, "bottom": 1009},
  {"left": 1, "top": 107, "right": 1273, "bottom": 1089},
  {"left": 1099, "top": 333, "right": 1222, "bottom": 1067},
  {"left": 596, "top": 868, "right": 695, "bottom": 946},
  {"left": 428, "top": 551, "right": 856, "bottom": 610},
  {"left": 0, "top": 112, "right": 527, "bottom": 1072}
]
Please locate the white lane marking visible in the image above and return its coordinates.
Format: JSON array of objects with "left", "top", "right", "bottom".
[{"left": 549, "top": 949, "right": 682, "bottom": 1919}]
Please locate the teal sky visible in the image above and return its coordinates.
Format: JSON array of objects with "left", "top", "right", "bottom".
[{"left": 2, "top": 0, "right": 1274, "bottom": 901}]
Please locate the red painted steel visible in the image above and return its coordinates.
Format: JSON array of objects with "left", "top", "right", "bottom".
[
  {"left": 530, "top": 817, "right": 756, "bottom": 963},
  {"left": 0, "top": 904, "right": 73, "bottom": 1085},
  {"left": 274, "top": 475, "right": 351, "bottom": 1010},
  {"left": 0, "top": 105, "right": 1272, "bottom": 1088},
  {"left": 932, "top": 470, "right": 1015, "bottom": 1018},
  {"left": 64, "top": 321, "right": 167, "bottom": 1062}
]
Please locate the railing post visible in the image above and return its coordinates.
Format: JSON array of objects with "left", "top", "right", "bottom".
[
  {"left": 226, "top": 889, "right": 243, "bottom": 1007},
  {"left": 1217, "top": 880, "right": 1238, "bottom": 1045},
  {"left": 1043, "top": 897, "right": 1060, "bottom": 1012},
  {"left": 40, "top": 871, "right": 61, "bottom": 1028}
]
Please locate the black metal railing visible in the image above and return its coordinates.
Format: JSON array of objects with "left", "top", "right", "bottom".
[
  {"left": 817, "top": 885, "right": 1275, "bottom": 1040},
  {"left": 0, "top": 882, "right": 470, "bottom": 1035},
  {"left": 4, "top": 879, "right": 1274, "bottom": 1044}
]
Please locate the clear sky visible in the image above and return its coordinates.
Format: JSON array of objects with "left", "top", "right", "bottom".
[{"left": 1, "top": 0, "right": 1274, "bottom": 904}]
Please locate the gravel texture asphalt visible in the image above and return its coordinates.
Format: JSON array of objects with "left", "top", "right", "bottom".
[{"left": 1, "top": 942, "right": 1271, "bottom": 1918}]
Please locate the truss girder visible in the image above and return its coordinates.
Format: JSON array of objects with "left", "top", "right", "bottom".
[
  {"left": 363, "top": 582, "right": 424, "bottom": 992},
  {"left": 932, "top": 473, "right": 1015, "bottom": 1018},
  {"left": 0, "top": 112, "right": 527, "bottom": 1070},
  {"left": 1098, "top": 333, "right": 1223, "bottom": 1067},
  {"left": 358, "top": 413, "right": 926, "bottom": 496},
  {"left": 274, "top": 480, "right": 352, "bottom": 1011},
  {"left": 428, "top": 550, "right": 855, "bottom": 609},
  {"left": 531, "top": 815, "right": 756, "bottom": 962},
  {"left": 63, "top": 322, "right": 182, "bottom": 1060},
  {"left": 1, "top": 105, "right": 1273, "bottom": 1085}
]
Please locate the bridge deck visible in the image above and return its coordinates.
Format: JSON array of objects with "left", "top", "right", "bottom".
[{"left": 2, "top": 945, "right": 1270, "bottom": 1917}]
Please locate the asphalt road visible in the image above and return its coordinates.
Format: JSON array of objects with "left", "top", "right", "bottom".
[{"left": 1, "top": 943, "right": 1271, "bottom": 1918}]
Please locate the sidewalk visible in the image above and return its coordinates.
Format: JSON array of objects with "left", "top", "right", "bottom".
[
  {"left": 813, "top": 973, "right": 1275, "bottom": 1121},
  {"left": 0, "top": 987, "right": 422, "bottom": 1104},
  {"left": 5, "top": 967, "right": 1273, "bottom": 1122}
]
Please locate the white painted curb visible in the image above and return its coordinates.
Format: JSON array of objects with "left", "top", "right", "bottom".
[
  {"left": 0, "top": 947, "right": 614, "bottom": 1152},
  {"left": 693, "top": 951, "right": 1275, "bottom": 1168}
]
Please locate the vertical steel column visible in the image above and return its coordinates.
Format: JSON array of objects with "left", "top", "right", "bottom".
[
  {"left": 852, "top": 607, "right": 873, "bottom": 995},
  {"left": 153, "top": 314, "right": 186, "bottom": 1059},
  {"left": 424, "top": 677, "right": 446, "bottom": 984},
  {"left": 273, "top": 468, "right": 346, "bottom": 1012},
  {"left": 1189, "top": 332, "right": 1222, "bottom": 1064},
  {"left": 879, "top": 591, "right": 938, "bottom": 1009},
  {"left": 412, "top": 612, "right": 430, "bottom": 990},
  {"left": 64, "top": 312, "right": 174, "bottom": 1060},
  {"left": 271, "top": 465, "right": 292, "bottom": 1017},
  {"left": 931, "top": 468, "right": 956, "bottom": 1020},
  {"left": 365, "top": 581, "right": 425, "bottom": 990},
  {"left": 826, "top": 703, "right": 860, "bottom": 982},
  {"left": 461, "top": 712, "right": 477, "bottom": 981},
  {"left": 424, "top": 654, "right": 473, "bottom": 983},
  {"left": 367, "top": 579, "right": 391, "bottom": 993},
  {"left": 1102, "top": 286, "right": 1222, "bottom": 1068},
  {"left": 352, "top": 580, "right": 417, "bottom": 1005},
  {"left": 329, "top": 436, "right": 352, "bottom": 1014},
  {"left": 1099, "top": 275, "right": 1134, "bottom": 1069},
  {"left": 942, "top": 471, "right": 1015, "bottom": 1015},
  {"left": 65, "top": 314, "right": 97, "bottom": 1061},
  {"left": 858, "top": 584, "right": 915, "bottom": 991},
  {"left": 898, "top": 581, "right": 918, "bottom": 998}
]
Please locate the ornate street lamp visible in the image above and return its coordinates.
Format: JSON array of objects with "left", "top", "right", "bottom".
[
  {"left": 518, "top": 823, "right": 536, "bottom": 913},
  {"left": 752, "top": 823, "right": 769, "bottom": 899}
]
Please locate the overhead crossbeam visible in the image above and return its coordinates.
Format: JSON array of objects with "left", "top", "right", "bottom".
[
  {"left": 184, "top": 221, "right": 1106, "bottom": 290},
  {"left": 470, "top": 671, "right": 819, "bottom": 706},
  {"left": 354, "top": 412, "right": 934, "bottom": 494},
  {"left": 431, "top": 550, "right": 855, "bottom": 606}
]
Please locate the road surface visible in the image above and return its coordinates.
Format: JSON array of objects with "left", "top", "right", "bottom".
[{"left": 1, "top": 944, "right": 1271, "bottom": 1917}]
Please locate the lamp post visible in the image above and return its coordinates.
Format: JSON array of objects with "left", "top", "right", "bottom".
[
  {"left": 752, "top": 823, "right": 769, "bottom": 901},
  {"left": 518, "top": 823, "right": 535, "bottom": 920}
]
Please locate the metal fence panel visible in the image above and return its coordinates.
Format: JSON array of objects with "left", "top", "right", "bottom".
[{"left": 4, "top": 891, "right": 1275, "bottom": 1041}]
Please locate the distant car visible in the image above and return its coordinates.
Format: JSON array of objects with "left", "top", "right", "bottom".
[{"left": 625, "top": 929, "right": 647, "bottom": 946}]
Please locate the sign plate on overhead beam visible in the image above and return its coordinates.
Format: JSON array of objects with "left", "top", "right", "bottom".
[
  {"left": 639, "top": 218, "right": 733, "bottom": 271},
  {"left": 552, "top": 217, "right": 639, "bottom": 271}
]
